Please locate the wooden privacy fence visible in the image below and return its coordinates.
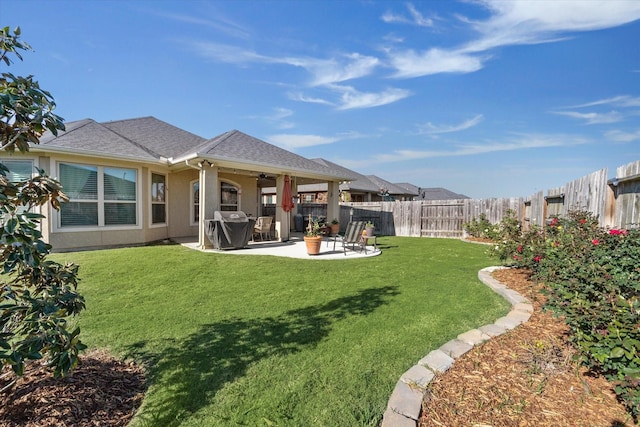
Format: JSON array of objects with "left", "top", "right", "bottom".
[
  {"left": 342, "top": 198, "right": 522, "bottom": 238},
  {"left": 524, "top": 160, "right": 640, "bottom": 230},
  {"left": 342, "top": 159, "right": 640, "bottom": 238}
]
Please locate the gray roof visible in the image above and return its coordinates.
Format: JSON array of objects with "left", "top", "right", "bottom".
[
  {"left": 394, "top": 182, "right": 420, "bottom": 196},
  {"left": 365, "top": 175, "right": 408, "bottom": 195},
  {"left": 192, "top": 130, "right": 349, "bottom": 179},
  {"left": 311, "top": 158, "right": 380, "bottom": 192},
  {"left": 38, "top": 118, "right": 350, "bottom": 180},
  {"left": 40, "top": 119, "right": 162, "bottom": 160},
  {"left": 40, "top": 117, "right": 207, "bottom": 160},
  {"left": 102, "top": 116, "right": 207, "bottom": 159},
  {"left": 419, "top": 187, "right": 470, "bottom": 200}
]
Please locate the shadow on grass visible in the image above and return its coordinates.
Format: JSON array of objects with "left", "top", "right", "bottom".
[{"left": 126, "top": 285, "right": 399, "bottom": 426}]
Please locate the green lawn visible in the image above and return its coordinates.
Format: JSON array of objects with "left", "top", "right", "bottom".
[{"left": 51, "top": 237, "right": 509, "bottom": 427}]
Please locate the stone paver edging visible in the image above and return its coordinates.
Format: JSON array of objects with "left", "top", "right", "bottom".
[{"left": 381, "top": 266, "right": 533, "bottom": 427}]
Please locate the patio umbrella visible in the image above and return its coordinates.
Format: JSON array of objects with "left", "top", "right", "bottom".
[{"left": 281, "top": 175, "right": 294, "bottom": 212}]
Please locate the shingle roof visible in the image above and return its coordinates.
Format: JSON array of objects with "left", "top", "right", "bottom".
[
  {"left": 39, "top": 118, "right": 161, "bottom": 160},
  {"left": 311, "top": 158, "right": 380, "bottom": 192},
  {"left": 102, "top": 116, "right": 206, "bottom": 159},
  {"left": 39, "top": 116, "right": 208, "bottom": 161},
  {"left": 365, "top": 175, "right": 408, "bottom": 195},
  {"left": 192, "top": 130, "right": 349, "bottom": 179},
  {"left": 38, "top": 119, "right": 349, "bottom": 179},
  {"left": 394, "top": 182, "right": 420, "bottom": 196},
  {"left": 419, "top": 187, "right": 470, "bottom": 200}
]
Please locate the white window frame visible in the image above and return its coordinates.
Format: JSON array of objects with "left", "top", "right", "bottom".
[
  {"left": 150, "top": 171, "right": 167, "bottom": 227},
  {"left": 53, "top": 161, "right": 142, "bottom": 232}
]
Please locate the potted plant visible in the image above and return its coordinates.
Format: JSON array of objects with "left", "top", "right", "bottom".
[
  {"left": 304, "top": 215, "right": 324, "bottom": 255},
  {"left": 330, "top": 218, "right": 340, "bottom": 235},
  {"left": 364, "top": 221, "right": 375, "bottom": 237}
]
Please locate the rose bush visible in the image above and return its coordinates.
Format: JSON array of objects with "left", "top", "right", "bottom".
[{"left": 490, "top": 209, "right": 640, "bottom": 419}]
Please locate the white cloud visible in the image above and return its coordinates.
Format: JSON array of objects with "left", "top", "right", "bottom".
[
  {"left": 386, "top": 1, "right": 640, "bottom": 79},
  {"left": 188, "top": 41, "right": 379, "bottom": 86},
  {"left": 605, "top": 129, "right": 640, "bottom": 142},
  {"left": 268, "top": 130, "right": 370, "bottom": 149},
  {"left": 464, "top": 0, "right": 640, "bottom": 52},
  {"left": 419, "top": 114, "right": 484, "bottom": 134},
  {"left": 268, "top": 134, "right": 339, "bottom": 149},
  {"left": 381, "top": 3, "right": 434, "bottom": 27},
  {"left": 330, "top": 84, "right": 411, "bottom": 110},
  {"left": 564, "top": 95, "right": 640, "bottom": 109},
  {"left": 388, "top": 48, "right": 485, "bottom": 78},
  {"left": 344, "top": 133, "right": 590, "bottom": 167},
  {"left": 552, "top": 110, "right": 624, "bottom": 125},
  {"left": 159, "top": 12, "right": 250, "bottom": 39},
  {"left": 188, "top": 41, "right": 266, "bottom": 64},
  {"left": 287, "top": 92, "right": 334, "bottom": 106},
  {"left": 301, "top": 53, "right": 380, "bottom": 86}
]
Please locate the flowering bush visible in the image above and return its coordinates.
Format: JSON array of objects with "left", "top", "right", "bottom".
[
  {"left": 491, "top": 208, "right": 640, "bottom": 419},
  {"left": 488, "top": 209, "right": 546, "bottom": 270},
  {"left": 464, "top": 209, "right": 521, "bottom": 243},
  {"left": 463, "top": 213, "right": 500, "bottom": 240}
]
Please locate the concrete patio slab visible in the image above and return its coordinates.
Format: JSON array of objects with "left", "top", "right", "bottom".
[{"left": 174, "top": 233, "right": 382, "bottom": 260}]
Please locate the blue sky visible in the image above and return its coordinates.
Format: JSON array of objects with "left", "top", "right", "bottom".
[{"left": 3, "top": 0, "right": 640, "bottom": 198}]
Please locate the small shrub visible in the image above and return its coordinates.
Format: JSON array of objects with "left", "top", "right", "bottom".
[{"left": 463, "top": 213, "right": 501, "bottom": 240}]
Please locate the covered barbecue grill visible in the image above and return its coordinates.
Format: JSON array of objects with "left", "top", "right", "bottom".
[{"left": 205, "top": 211, "right": 256, "bottom": 250}]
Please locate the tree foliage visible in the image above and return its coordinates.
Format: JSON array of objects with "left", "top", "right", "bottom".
[{"left": 1, "top": 26, "right": 85, "bottom": 381}]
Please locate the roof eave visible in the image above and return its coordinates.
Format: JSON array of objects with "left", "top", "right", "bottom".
[
  {"left": 171, "top": 153, "right": 350, "bottom": 181},
  {"left": 30, "top": 145, "right": 168, "bottom": 165}
]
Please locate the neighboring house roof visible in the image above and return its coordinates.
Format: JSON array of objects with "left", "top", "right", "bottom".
[
  {"left": 419, "top": 187, "right": 470, "bottom": 200},
  {"left": 365, "top": 175, "right": 408, "bottom": 196},
  {"left": 394, "top": 182, "right": 420, "bottom": 196},
  {"left": 311, "top": 158, "right": 380, "bottom": 192}
]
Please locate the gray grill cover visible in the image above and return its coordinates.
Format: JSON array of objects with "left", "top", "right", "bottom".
[{"left": 205, "top": 211, "right": 256, "bottom": 249}]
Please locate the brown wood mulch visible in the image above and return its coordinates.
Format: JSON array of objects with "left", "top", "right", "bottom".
[
  {"left": 0, "top": 349, "right": 145, "bottom": 427},
  {"left": 419, "top": 268, "right": 637, "bottom": 427}
]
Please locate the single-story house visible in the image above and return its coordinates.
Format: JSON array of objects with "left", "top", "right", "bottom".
[{"left": 1, "top": 116, "right": 352, "bottom": 251}]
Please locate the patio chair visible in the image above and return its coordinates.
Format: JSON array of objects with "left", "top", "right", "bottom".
[
  {"left": 253, "top": 216, "right": 273, "bottom": 241},
  {"left": 333, "top": 220, "right": 366, "bottom": 254}
]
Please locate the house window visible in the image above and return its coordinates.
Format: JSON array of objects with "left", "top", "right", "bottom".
[
  {"left": 220, "top": 181, "right": 238, "bottom": 211},
  {"left": 151, "top": 173, "right": 166, "bottom": 224},
  {"left": 2, "top": 159, "right": 34, "bottom": 182},
  {"left": 59, "top": 162, "right": 137, "bottom": 227},
  {"left": 192, "top": 181, "right": 199, "bottom": 224},
  {"left": 191, "top": 180, "right": 241, "bottom": 223},
  {"left": 1, "top": 160, "right": 35, "bottom": 218}
]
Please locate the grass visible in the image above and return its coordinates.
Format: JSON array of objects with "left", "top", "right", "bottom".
[{"left": 50, "top": 236, "right": 510, "bottom": 427}]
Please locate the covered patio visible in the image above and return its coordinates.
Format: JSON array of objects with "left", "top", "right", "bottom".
[{"left": 175, "top": 233, "right": 381, "bottom": 259}]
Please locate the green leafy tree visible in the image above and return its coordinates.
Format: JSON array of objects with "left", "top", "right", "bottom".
[{"left": 1, "top": 26, "right": 85, "bottom": 383}]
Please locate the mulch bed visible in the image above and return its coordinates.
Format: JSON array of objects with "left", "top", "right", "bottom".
[
  {"left": 0, "top": 349, "right": 146, "bottom": 426},
  {"left": 419, "top": 268, "right": 636, "bottom": 426}
]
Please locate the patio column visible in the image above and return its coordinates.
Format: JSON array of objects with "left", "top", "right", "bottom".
[
  {"left": 198, "top": 164, "right": 219, "bottom": 250},
  {"left": 326, "top": 180, "right": 340, "bottom": 223},
  {"left": 275, "top": 175, "right": 291, "bottom": 241}
]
